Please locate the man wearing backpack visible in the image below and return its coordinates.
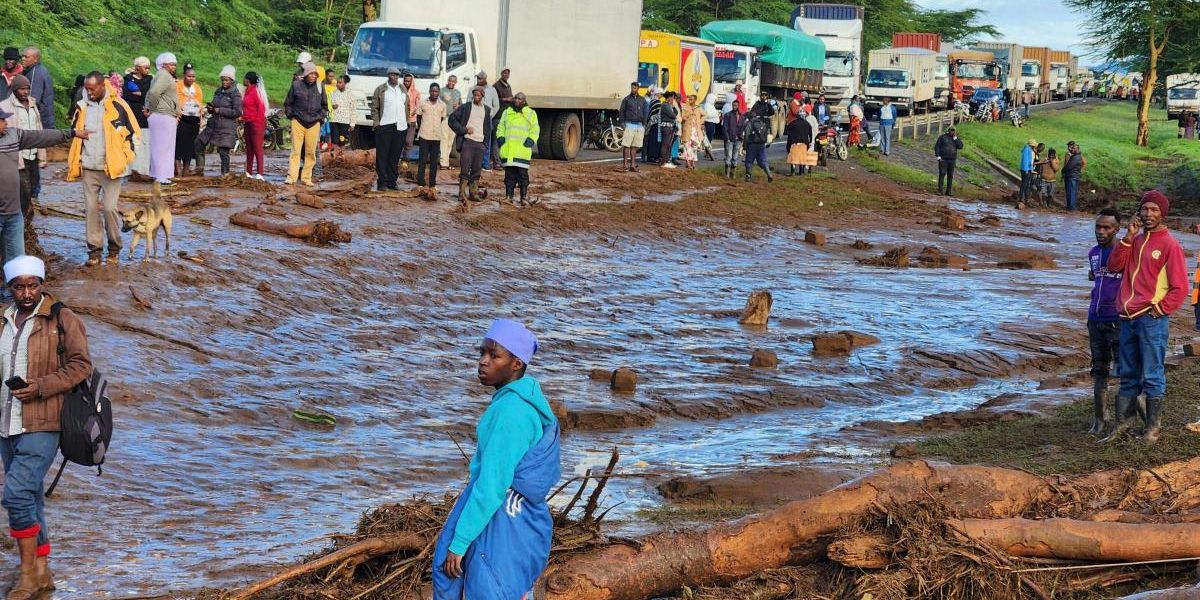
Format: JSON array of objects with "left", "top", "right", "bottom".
[
  {"left": 742, "top": 111, "right": 773, "bottom": 183},
  {"left": 0, "top": 255, "right": 92, "bottom": 599}
]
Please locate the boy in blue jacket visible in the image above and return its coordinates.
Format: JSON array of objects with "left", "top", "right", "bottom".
[{"left": 433, "top": 319, "right": 561, "bottom": 600}]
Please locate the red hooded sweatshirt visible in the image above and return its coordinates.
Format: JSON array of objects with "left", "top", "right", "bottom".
[{"left": 1108, "top": 222, "right": 1189, "bottom": 318}]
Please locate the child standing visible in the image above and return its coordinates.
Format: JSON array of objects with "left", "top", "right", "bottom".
[{"left": 433, "top": 319, "right": 561, "bottom": 600}]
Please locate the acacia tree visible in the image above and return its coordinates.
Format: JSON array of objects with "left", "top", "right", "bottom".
[{"left": 1068, "top": 0, "right": 1198, "bottom": 145}]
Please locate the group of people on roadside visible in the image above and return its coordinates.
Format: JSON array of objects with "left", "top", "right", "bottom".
[
  {"left": 366, "top": 66, "right": 539, "bottom": 207},
  {"left": 1085, "top": 190, "right": 1198, "bottom": 446},
  {"left": 1019, "top": 138, "right": 1086, "bottom": 210}
]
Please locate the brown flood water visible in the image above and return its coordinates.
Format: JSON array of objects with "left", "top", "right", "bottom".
[{"left": 13, "top": 158, "right": 1198, "bottom": 597}]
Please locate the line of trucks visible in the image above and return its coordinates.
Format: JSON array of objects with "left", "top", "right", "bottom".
[{"left": 340, "top": 0, "right": 1082, "bottom": 159}]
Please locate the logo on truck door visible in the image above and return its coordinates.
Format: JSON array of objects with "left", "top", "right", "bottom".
[{"left": 681, "top": 47, "right": 713, "bottom": 101}]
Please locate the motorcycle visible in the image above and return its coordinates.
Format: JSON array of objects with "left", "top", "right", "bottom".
[
  {"left": 232, "top": 108, "right": 289, "bottom": 154},
  {"left": 975, "top": 99, "right": 997, "bottom": 123},
  {"left": 816, "top": 123, "right": 848, "bottom": 164},
  {"left": 585, "top": 110, "right": 623, "bottom": 152},
  {"left": 1007, "top": 106, "right": 1025, "bottom": 128}
]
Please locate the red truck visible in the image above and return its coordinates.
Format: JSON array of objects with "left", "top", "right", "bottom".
[{"left": 948, "top": 49, "right": 1001, "bottom": 105}]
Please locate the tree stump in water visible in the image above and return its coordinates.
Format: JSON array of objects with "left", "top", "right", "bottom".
[{"left": 738, "top": 290, "right": 773, "bottom": 326}]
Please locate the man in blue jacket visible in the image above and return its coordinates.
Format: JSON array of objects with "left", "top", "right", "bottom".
[
  {"left": 433, "top": 319, "right": 561, "bottom": 600},
  {"left": 1019, "top": 138, "right": 1036, "bottom": 203}
]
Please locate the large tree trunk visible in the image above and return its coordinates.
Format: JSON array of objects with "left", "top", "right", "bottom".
[
  {"left": 955, "top": 518, "right": 1200, "bottom": 561},
  {"left": 1137, "top": 26, "right": 1167, "bottom": 147},
  {"left": 541, "top": 458, "right": 1200, "bottom": 600}
]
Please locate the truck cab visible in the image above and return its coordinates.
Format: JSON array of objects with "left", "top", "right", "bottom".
[
  {"left": 1050, "top": 63, "right": 1070, "bottom": 100},
  {"left": 711, "top": 44, "right": 760, "bottom": 111},
  {"left": 1166, "top": 74, "right": 1200, "bottom": 120},
  {"left": 932, "top": 54, "right": 949, "bottom": 108},
  {"left": 346, "top": 22, "right": 479, "bottom": 133},
  {"left": 1019, "top": 60, "right": 1042, "bottom": 94}
]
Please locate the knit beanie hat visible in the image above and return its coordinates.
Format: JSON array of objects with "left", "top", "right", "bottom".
[{"left": 1141, "top": 190, "right": 1170, "bottom": 217}]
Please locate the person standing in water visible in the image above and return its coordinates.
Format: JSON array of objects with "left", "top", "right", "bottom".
[{"left": 432, "top": 319, "right": 561, "bottom": 600}]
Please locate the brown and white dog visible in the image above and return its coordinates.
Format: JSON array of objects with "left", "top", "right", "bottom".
[{"left": 121, "top": 182, "right": 173, "bottom": 261}]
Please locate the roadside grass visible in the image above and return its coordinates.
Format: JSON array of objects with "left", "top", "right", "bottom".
[
  {"left": 918, "top": 360, "right": 1200, "bottom": 475},
  {"left": 636, "top": 502, "right": 758, "bottom": 526},
  {"left": 955, "top": 102, "right": 1200, "bottom": 197}
]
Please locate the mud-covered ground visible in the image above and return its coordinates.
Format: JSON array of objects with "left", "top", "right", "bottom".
[{"left": 11, "top": 151, "right": 1199, "bottom": 597}]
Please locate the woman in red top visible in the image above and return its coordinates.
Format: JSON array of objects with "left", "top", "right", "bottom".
[{"left": 241, "top": 71, "right": 268, "bottom": 179}]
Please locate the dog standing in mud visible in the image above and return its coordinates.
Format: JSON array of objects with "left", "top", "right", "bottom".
[{"left": 121, "top": 181, "right": 173, "bottom": 260}]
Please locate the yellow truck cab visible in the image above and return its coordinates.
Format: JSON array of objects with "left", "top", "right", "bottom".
[{"left": 638, "top": 30, "right": 715, "bottom": 103}]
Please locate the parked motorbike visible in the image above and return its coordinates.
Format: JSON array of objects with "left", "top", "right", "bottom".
[
  {"left": 585, "top": 110, "right": 623, "bottom": 152},
  {"left": 817, "top": 123, "right": 848, "bottom": 164},
  {"left": 1007, "top": 106, "right": 1025, "bottom": 128}
]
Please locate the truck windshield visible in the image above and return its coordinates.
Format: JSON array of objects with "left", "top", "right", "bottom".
[
  {"left": 638, "top": 62, "right": 658, "bottom": 88},
  {"left": 866, "top": 69, "right": 907, "bottom": 88},
  {"left": 1021, "top": 62, "right": 1041, "bottom": 77},
  {"left": 714, "top": 52, "right": 747, "bottom": 84},
  {"left": 823, "top": 52, "right": 854, "bottom": 78},
  {"left": 956, "top": 63, "right": 999, "bottom": 79},
  {"left": 935, "top": 60, "right": 949, "bottom": 80},
  {"left": 1169, "top": 88, "right": 1199, "bottom": 100},
  {"left": 348, "top": 26, "right": 438, "bottom": 77}
]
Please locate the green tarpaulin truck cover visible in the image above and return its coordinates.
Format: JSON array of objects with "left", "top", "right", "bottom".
[{"left": 699, "top": 20, "right": 825, "bottom": 71}]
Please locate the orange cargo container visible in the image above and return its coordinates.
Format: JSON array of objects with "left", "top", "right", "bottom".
[
  {"left": 892, "top": 32, "right": 941, "bottom": 52},
  {"left": 1021, "top": 46, "right": 1051, "bottom": 102}
]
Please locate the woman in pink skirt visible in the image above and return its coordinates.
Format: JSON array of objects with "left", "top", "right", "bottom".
[{"left": 144, "top": 52, "right": 179, "bottom": 185}]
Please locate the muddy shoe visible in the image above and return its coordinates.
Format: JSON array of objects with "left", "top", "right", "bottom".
[
  {"left": 6, "top": 568, "right": 48, "bottom": 600},
  {"left": 107, "top": 251, "right": 120, "bottom": 264},
  {"left": 84, "top": 253, "right": 101, "bottom": 267},
  {"left": 34, "top": 557, "right": 53, "bottom": 592}
]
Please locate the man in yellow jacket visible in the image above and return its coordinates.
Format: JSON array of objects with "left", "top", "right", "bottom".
[
  {"left": 66, "top": 71, "right": 140, "bottom": 266},
  {"left": 495, "top": 92, "right": 539, "bottom": 206}
]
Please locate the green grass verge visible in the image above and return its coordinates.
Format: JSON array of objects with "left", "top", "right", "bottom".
[
  {"left": 955, "top": 102, "right": 1200, "bottom": 197},
  {"left": 855, "top": 150, "right": 938, "bottom": 193},
  {"left": 918, "top": 361, "right": 1200, "bottom": 475}
]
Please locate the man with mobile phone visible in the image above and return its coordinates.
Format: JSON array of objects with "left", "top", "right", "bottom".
[
  {"left": 0, "top": 255, "right": 93, "bottom": 597},
  {"left": 1102, "top": 191, "right": 1189, "bottom": 444}
]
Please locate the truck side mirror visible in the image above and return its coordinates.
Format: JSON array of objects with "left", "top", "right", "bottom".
[
  {"left": 440, "top": 35, "right": 451, "bottom": 51},
  {"left": 750, "top": 57, "right": 761, "bottom": 76},
  {"left": 661, "top": 69, "right": 670, "bottom": 89}
]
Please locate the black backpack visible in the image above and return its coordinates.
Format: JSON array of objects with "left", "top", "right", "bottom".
[
  {"left": 45, "top": 302, "right": 112, "bottom": 497},
  {"left": 747, "top": 117, "right": 770, "bottom": 144}
]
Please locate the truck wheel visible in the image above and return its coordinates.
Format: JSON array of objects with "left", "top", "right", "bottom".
[{"left": 550, "top": 113, "right": 582, "bottom": 160}]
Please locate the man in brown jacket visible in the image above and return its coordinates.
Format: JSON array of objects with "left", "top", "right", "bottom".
[{"left": 0, "top": 255, "right": 91, "bottom": 599}]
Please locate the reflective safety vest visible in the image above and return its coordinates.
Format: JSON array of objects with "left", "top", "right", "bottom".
[{"left": 496, "top": 106, "right": 540, "bottom": 168}]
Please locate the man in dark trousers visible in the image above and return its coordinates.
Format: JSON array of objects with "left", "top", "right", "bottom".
[
  {"left": 933, "top": 126, "right": 963, "bottom": 196},
  {"left": 1086, "top": 208, "right": 1123, "bottom": 434}
]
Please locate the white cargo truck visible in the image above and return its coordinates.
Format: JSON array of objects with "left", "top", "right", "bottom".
[
  {"left": 863, "top": 48, "right": 937, "bottom": 114},
  {"left": 346, "top": 0, "right": 641, "bottom": 159},
  {"left": 932, "top": 54, "right": 950, "bottom": 108},
  {"left": 1166, "top": 73, "right": 1200, "bottom": 120},
  {"left": 792, "top": 3, "right": 864, "bottom": 107},
  {"left": 711, "top": 44, "right": 760, "bottom": 110}
]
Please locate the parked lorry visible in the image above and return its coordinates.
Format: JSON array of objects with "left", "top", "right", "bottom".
[
  {"left": 699, "top": 20, "right": 825, "bottom": 100},
  {"left": 933, "top": 53, "right": 950, "bottom": 108},
  {"left": 973, "top": 42, "right": 1024, "bottom": 98},
  {"left": 1049, "top": 50, "right": 1072, "bottom": 100},
  {"left": 638, "top": 31, "right": 715, "bottom": 103},
  {"left": 1021, "top": 46, "right": 1051, "bottom": 103},
  {"left": 711, "top": 44, "right": 760, "bottom": 110},
  {"left": 792, "top": 4, "right": 864, "bottom": 106},
  {"left": 892, "top": 32, "right": 941, "bottom": 52},
  {"left": 947, "top": 49, "right": 1001, "bottom": 105},
  {"left": 1166, "top": 73, "right": 1200, "bottom": 120},
  {"left": 345, "top": 0, "right": 641, "bottom": 160},
  {"left": 863, "top": 47, "right": 937, "bottom": 114}
]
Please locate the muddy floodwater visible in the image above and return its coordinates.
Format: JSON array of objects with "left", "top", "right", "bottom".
[{"left": 17, "top": 166, "right": 1195, "bottom": 597}]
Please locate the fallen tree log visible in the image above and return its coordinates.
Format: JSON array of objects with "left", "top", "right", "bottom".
[
  {"left": 955, "top": 518, "right": 1200, "bottom": 561},
  {"left": 329, "top": 149, "right": 375, "bottom": 168},
  {"left": 1118, "top": 587, "right": 1200, "bottom": 600},
  {"left": 826, "top": 534, "right": 892, "bottom": 569},
  {"left": 229, "top": 209, "right": 351, "bottom": 244},
  {"left": 541, "top": 458, "right": 1200, "bottom": 600},
  {"left": 226, "top": 534, "right": 424, "bottom": 600}
]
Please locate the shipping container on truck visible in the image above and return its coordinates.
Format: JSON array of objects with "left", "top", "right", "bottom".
[
  {"left": 1049, "top": 50, "right": 1072, "bottom": 100},
  {"left": 973, "top": 42, "right": 1024, "bottom": 98},
  {"left": 1021, "top": 46, "right": 1051, "bottom": 103},
  {"left": 345, "top": 0, "right": 641, "bottom": 160},
  {"left": 699, "top": 20, "right": 825, "bottom": 100},
  {"left": 638, "top": 31, "right": 715, "bottom": 104},
  {"left": 947, "top": 49, "right": 1001, "bottom": 105},
  {"left": 1165, "top": 73, "right": 1200, "bottom": 120},
  {"left": 863, "top": 47, "right": 937, "bottom": 114},
  {"left": 711, "top": 44, "right": 760, "bottom": 111},
  {"left": 792, "top": 4, "right": 864, "bottom": 107},
  {"left": 892, "top": 32, "right": 941, "bottom": 52}
]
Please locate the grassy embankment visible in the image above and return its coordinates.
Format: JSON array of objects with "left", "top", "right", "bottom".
[
  {"left": 2, "top": 0, "right": 316, "bottom": 123},
  {"left": 956, "top": 101, "right": 1200, "bottom": 209},
  {"left": 920, "top": 361, "right": 1200, "bottom": 474}
]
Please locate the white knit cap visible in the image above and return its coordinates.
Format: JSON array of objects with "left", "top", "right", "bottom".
[
  {"left": 296, "top": 51, "right": 313, "bottom": 64},
  {"left": 219, "top": 65, "right": 236, "bottom": 80},
  {"left": 133, "top": 56, "right": 151, "bottom": 68},
  {"left": 155, "top": 52, "right": 177, "bottom": 69},
  {"left": 4, "top": 256, "right": 44, "bottom": 283}
]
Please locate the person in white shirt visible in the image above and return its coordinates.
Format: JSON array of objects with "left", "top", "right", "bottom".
[
  {"left": 416, "top": 83, "right": 446, "bottom": 189},
  {"left": 328, "top": 74, "right": 358, "bottom": 148},
  {"left": 370, "top": 67, "right": 407, "bottom": 191}
]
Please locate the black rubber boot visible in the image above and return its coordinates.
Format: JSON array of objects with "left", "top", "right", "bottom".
[
  {"left": 765, "top": 168, "right": 774, "bottom": 183},
  {"left": 1101, "top": 396, "right": 1138, "bottom": 443},
  {"left": 457, "top": 180, "right": 469, "bottom": 203},
  {"left": 1087, "top": 377, "right": 1110, "bottom": 434},
  {"left": 1142, "top": 397, "right": 1163, "bottom": 444},
  {"left": 744, "top": 169, "right": 751, "bottom": 182}
]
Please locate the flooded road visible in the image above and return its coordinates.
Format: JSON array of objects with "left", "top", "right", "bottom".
[{"left": 17, "top": 166, "right": 1194, "bottom": 597}]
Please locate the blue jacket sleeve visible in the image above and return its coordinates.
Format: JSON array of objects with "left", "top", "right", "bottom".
[{"left": 449, "top": 397, "right": 542, "bottom": 555}]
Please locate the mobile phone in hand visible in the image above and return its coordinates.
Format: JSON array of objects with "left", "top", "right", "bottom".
[{"left": 5, "top": 376, "right": 27, "bottom": 390}]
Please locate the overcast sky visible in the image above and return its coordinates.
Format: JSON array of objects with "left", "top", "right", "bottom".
[{"left": 915, "top": 0, "right": 1098, "bottom": 61}]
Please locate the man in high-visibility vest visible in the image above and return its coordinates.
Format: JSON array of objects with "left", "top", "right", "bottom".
[{"left": 495, "top": 92, "right": 539, "bottom": 206}]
